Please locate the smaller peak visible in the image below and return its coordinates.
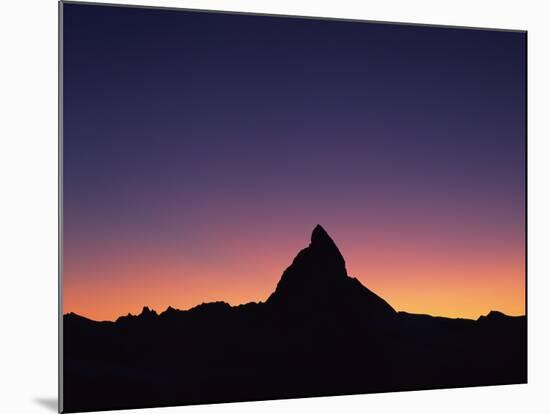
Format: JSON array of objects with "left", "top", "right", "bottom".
[
  {"left": 64, "top": 312, "right": 90, "bottom": 322},
  {"left": 160, "top": 305, "right": 180, "bottom": 318},
  {"left": 140, "top": 306, "right": 158, "bottom": 317},
  {"left": 485, "top": 310, "right": 507, "bottom": 319},
  {"left": 192, "top": 301, "right": 231, "bottom": 310},
  {"left": 478, "top": 310, "right": 508, "bottom": 321}
]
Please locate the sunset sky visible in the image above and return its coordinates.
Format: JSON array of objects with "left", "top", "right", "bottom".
[{"left": 63, "top": 4, "right": 526, "bottom": 321}]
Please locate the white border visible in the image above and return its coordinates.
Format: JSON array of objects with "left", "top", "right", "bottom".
[{"left": 1, "top": 1, "right": 549, "bottom": 413}]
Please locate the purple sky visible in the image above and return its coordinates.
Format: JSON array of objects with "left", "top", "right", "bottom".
[{"left": 63, "top": 4, "right": 526, "bottom": 320}]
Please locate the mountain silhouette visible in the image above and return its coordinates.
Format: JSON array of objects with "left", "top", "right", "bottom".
[
  {"left": 62, "top": 225, "right": 526, "bottom": 413},
  {"left": 267, "top": 225, "right": 395, "bottom": 319}
]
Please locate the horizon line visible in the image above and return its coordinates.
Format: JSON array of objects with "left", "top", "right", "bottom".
[{"left": 63, "top": 299, "right": 527, "bottom": 323}]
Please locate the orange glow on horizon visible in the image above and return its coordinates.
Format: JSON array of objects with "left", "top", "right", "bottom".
[{"left": 63, "top": 233, "right": 525, "bottom": 322}]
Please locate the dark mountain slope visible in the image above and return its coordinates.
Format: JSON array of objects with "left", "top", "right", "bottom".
[{"left": 266, "top": 225, "right": 395, "bottom": 320}]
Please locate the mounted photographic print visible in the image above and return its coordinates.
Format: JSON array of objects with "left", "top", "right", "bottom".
[{"left": 60, "top": 1, "right": 527, "bottom": 412}]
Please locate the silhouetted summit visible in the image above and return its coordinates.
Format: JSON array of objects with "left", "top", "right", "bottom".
[
  {"left": 310, "top": 224, "right": 346, "bottom": 271},
  {"left": 63, "top": 224, "right": 526, "bottom": 413},
  {"left": 267, "top": 225, "right": 395, "bottom": 319}
]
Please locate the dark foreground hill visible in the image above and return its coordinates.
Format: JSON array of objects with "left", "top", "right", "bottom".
[{"left": 63, "top": 225, "right": 526, "bottom": 413}]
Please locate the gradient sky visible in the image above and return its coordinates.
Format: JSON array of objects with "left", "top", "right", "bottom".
[{"left": 63, "top": 3, "right": 526, "bottom": 321}]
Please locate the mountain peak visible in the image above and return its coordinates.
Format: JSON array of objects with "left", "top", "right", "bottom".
[
  {"left": 311, "top": 224, "right": 329, "bottom": 243},
  {"left": 308, "top": 224, "right": 346, "bottom": 270},
  {"left": 139, "top": 306, "right": 158, "bottom": 319},
  {"left": 266, "top": 225, "right": 395, "bottom": 318}
]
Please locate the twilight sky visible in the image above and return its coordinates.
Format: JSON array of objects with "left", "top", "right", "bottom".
[{"left": 63, "top": 3, "right": 526, "bottom": 321}]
